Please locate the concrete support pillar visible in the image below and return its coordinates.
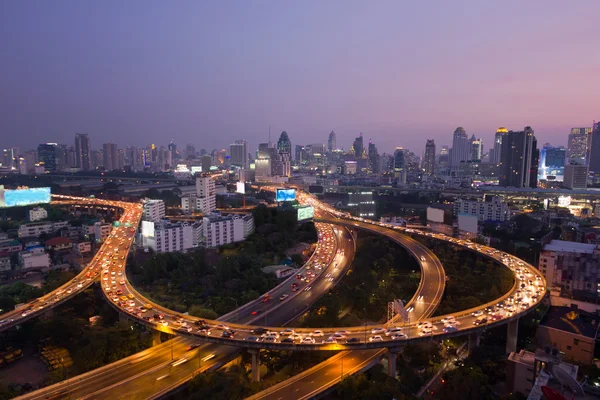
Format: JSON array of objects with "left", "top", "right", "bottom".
[
  {"left": 468, "top": 332, "right": 480, "bottom": 354},
  {"left": 250, "top": 350, "right": 260, "bottom": 382},
  {"left": 152, "top": 330, "right": 162, "bottom": 346},
  {"left": 506, "top": 319, "right": 519, "bottom": 355},
  {"left": 387, "top": 350, "right": 397, "bottom": 378}
]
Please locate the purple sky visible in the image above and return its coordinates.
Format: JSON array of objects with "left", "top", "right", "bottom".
[{"left": 1, "top": 1, "right": 599, "bottom": 155}]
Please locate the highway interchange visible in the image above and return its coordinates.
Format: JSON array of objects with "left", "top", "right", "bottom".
[{"left": 5, "top": 190, "right": 547, "bottom": 400}]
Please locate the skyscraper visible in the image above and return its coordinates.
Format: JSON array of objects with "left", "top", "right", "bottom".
[
  {"left": 449, "top": 127, "right": 470, "bottom": 169},
  {"left": 327, "top": 131, "right": 336, "bottom": 153},
  {"left": 168, "top": 141, "right": 177, "bottom": 162},
  {"left": 470, "top": 135, "right": 483, "bottom": 161},
  {"left": 75, "top": 133, "right": 92, "bottom": 171},
  {"left": 588, "top": 122, "right": 600, "bottom": 174},
  {"left": 438, "top": 145, "right": 449, "bottom": 168},
  {"left": 538, "top": 144, "right": 566, "bottom": 182},
  {"left": 37, "top": 143, "right": 57, "bottom": 172},
  {"left": 423, "top": 139, "right": 436, "bottom": 174},
  {"left": 393, "top": 147, "right": 407, "bottom": 184},
  {"left": 277, "top": 131, "right": 292, "bottom": 176},
  {"left": 489, "top": 128, "right": 506, "bottom": 165},
  {"left": 499, "top": 126, "right": 538, "bottom": 188},
  {"left": 230, "top": 140, "right": 248, "bottom": 169},
  {"left": 103, "top": 142, "right": 119, "bottom": 171},
  {"left": 2, "top": 147, "right": 20, "bottom": 169},
  {"left": 368, "top": 140, "right": 379, "bottom": 174},
  {"left": 567, "top": 127, "right": 592, "bottom": 165},
  {"left": 351, "top": 133, "right": 364, "bottom": 160}
]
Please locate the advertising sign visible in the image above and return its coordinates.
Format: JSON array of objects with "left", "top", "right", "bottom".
[
  {"left": 297, "top": 205, "right": 314, "bottom": 221},
  {"left": 426, "top": 207, "right": 444, "bottom": 223},
  {"left": 236, "top": 182, "right": 245, "bottom": 194},
  {"left": 0, "top": 186, "right": 51, "bottom": 208},
  {"left": 276, "top": 188, "right": 296, "bottom": 202}
]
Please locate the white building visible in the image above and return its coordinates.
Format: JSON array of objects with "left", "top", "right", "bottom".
[
  {"left": 29, "top": 207, "right": 48, "bottom": 222},
  {"left": 93, "top": 222, "right": 112, "bottom": 242},
  {"left": 75, "top": 241, "right": 92, "bottom": 254},
  {"left": 142, "top": 199, "right": 165, "bottom": 222},
  {"left": 18, "top": 221, "right": 69, "bottom": 238},
  {"left": 202, "top": 213, "right": 254, "bottom": 248},
  {"left": 453, "top": 196, "right": 509, "bottom": 221},
  {"left": 142, "top": 220, "right": 194, "bottom": 253},
  {"left": 181, "top": 176, "right": 216, "bottom": 214},
  {"left": 18, "top": 247, "right": 51, "bottom": 270}
]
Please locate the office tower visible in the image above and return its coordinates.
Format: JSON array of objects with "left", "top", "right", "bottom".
[
  {"left": 470, "top": 135, "right": 483, "bottom": 161},
  {"left": 24, "top": 150, "right": 38, "bottom": 173},
  {"left": 212, "top": 149, "right": 226, "bottom": 166},
  {"left": 230, "top": 140, "right": 248, "bottom": 169},
  {"left": 66, "top": 146, "right": 76, "bottom": 168},
  {"left": 489, "top": 128, "right": 506, "bottom": 165},
  {"left": 295, "top": 145, "right": 307, "bottom": 165},
  {"left": 567, "top": 127, "right": 592, "bottom": 165},
  {"left": 91, "top": 149, "right": 102, "bottom": 170},
  {"left": 393, "top": 147, "right": 407, "bottom": 184},
  {"left": 423, "top": 139, "right": 436, "bottom": 174},
  {"left": 74, "top": 133, "right": 92, "bottom": 171},
  {"left": 348, "top": 191, "right": 376, "bottom": 219},
  {"left": 102, "top": 143, "right": 118, "bottom": 171},
  {"left": 37, "top": 143, "right": 57, "bottom": 172},
  {"left": 438, "top": 145, "right": 449, "bottom": 168},
  {"left": 277, "top": 131, "right": 292, "bottom": 176},
  {"left": 351, "top": 133, "right": 364, "bottom": 160},
  {"left": 538, "top": 144, "right": 566, "bottom": 182},
  {"left": 449, "top": 127, "right": 470, "bottom": 168},
  {"left": 201, "top": 155, "right": 212, "bottom": 172},
  {"left": 184, "top": 144, "right": 195, "bottom": 160},
  {"left": 529, "top": 135, "right": 539, "bottom": 188},
  {"left": 55, "top": 144, "right": 67, "bottom": 171},
  {"left": 563, "top": 164, "right": 588, "bottom": 189},
  {"left": 2, "top": 147, "right": 20, "bottom": 169},
  {"left": 168, "top": 141, "right": 177, "bottom": 162},
  {"left": 588, "top": 122, "right": 600, "bottom": 173},
  {"left": 328, "top": 131, "right": 336, "bottom": 153},
  {"left": 200, "top": 148, "right": 207, "bottom": 156},
  {"left": 499, "top": 126, "right": 538, "bottom": 188},
  {"left": 368, "top": 140, "right": 379, "bottom": 174}
]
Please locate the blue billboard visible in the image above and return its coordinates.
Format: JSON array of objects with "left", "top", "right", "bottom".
[
  {"left": 276, "top": 188, "right": 296, "bottom": 202},
  {"left": 0, "top": 186, "right": 51, "bottom": 208}
]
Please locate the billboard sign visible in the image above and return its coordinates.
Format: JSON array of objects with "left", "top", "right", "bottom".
[
  {"left": 297, "top": 205, "right": 314, "bottom": 221},
  {"left": 458, "top": 214, "right": 478, "bottom": 234},
  {"left": 308, "top": 185, "right": 324, "bottom": 194},
  {"left": 0, "top": 186, "right": 51, "bottom": 208},
  {"left": 426, "top": 207, "right": 444, "bottom": 223},
  {"left": 236, "top": 182, "right": 245, "bottom": 194},
  {"left": 276, "top": 188, "right": 296, "bottom": 202},
  {"left": 141, "top": 221, "right": 155, "bottom": 238}
]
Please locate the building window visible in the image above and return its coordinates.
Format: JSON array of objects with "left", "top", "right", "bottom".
[
  {"left": 566, "top": 345, "right": 572, "bottom": 350},
  {"left": 574, "top": 339, "right": 579, "bottom": 346}
]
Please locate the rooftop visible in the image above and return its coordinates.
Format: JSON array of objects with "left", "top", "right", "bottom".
[
  {"left": 44, "top": 237, "right": 73, "bottom": 246},
  {"left": 543, "top": 239, "right": 596, "bottom": 254},
  {"left": 539, "top": 306, "right": 600, "bottom": 339}
]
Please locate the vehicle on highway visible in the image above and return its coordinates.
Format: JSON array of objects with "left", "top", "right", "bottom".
[
  {"left": 443, "top": 326, "right": 458, "bottom": 333},
  {"left": 369, "top": 335, "right": 383, "bottom": 342},
  {"left": 187, "top": 343, "right": 201, "bottom": 351},
  {"left": 251, "top": 310, "right": 262, "bottom": 316},
  {"left": 263, "top": 336, "right": 278, "bottom": 343},
  {"left": 252, "top": 327, "right": 267, "bottom": 335},
  {"left": 371, "top": 327, "right": 385, "bottom": 334},
  {"left": 473, "top": 317, "right": 488, "bottom": 325},
  {"left": 311, "top": 330, "right": 324, "bottom": 337},
  {"left": 323, "top": 337, "right": 337, "bottom": 344},
  {"left": 472, "top": 310, "right": 484, "bottom": 317},
  {"left": 262, "top": 294, "right": 271, "bottom": 303},
  {"left": 385, "top": 327, "right": 403, "bottom": 336},
  {"left": 419, "top": 328, "right": 433, "bottom": 336},
  {"left": 391, "top": 333, "right": 407, "bottom": 340},
  {"left": 245, "top": 336, "right": 259, "bottom": 341},
  {"left": 281, "top": 337, "right": 294, "bottom": 344},
  {"left": 441, "top": 316, "right": 456, "bottom": 324},
  {"left": 279, "top": 294, "right": 288, "bottom": 302},
  {"left": 302, "top": 337, "right": 316, "bottom": 344},
  {"left": 304, "top": 286, "right": 312, "bottom": 292},
  {"left": 420, "top": 256, "right": 426, "bottom": 261}
]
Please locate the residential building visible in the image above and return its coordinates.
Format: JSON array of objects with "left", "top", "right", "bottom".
[
  {"left": 499, "top": 127, "right": 538, "bottom": 188},
  {"left": 368, "top": 140, "right": 379, "bottom": 174},
  {"left": 423, "top": 139, "right": 436, "bottom": 174},
  {"left": 588, "top": 122, "right": 600, "bottom": 173},
  {"left": 44, "top": 237, "right": 73, "bottom": 252},
  {"left": 393, "top": 148, "right": 406, "bottom": 184},
  {"left": 93, "top": 222, "right": 112, "bottom": 242},
  {"left": 537, "top": 306, "right": 598, "bottom": 364},
  {"left": 29, "top": 207, "right": 48, "bottom": 222},
  {"left": 142, "top": 199, "right": 166, "bottom": 222},
  {"left": 0, "top": 239, "right": 22, "bottom": 253},
  {"left": 202, "top": 213, "right": 254, "bottom": 248},
  {"left": 18, "top": 221, "right": 69, "bottom": 238},
  {"left": 143, "top": 220, "right": 194, "bottom": 253},
  {"left": 539, "top": 240, "right": 600, "bottom": 295},
  {"left": 181, "top": 176, "right": 216, "bottom": 214},
  {"left": 563, "top": 163, "right": 588, "bottom": 189},
  {"left": 489, "top": 127, "right": 505, "bottom": 166},
  {"left": 567, "top": 127, "right": 592, "bottom": 165},
  {"left": 230, "top": 140, "right": 248, "bottom": 169},
  {"left": 102, "top": 142, "right": 119, "bottom": 171},
  {"left": 0, "top": 256, "right": 11, "bottom": 272},
  {"left": 470, "top": 135, "right": 483, "bottom": 161},
  {"left": 74, "top": 133, "right": 92, "bottom": 171},
  {"left": 74, "top": 241, "right": 92, "bottom": 254},
  {"left": 18, "top": 246, "right": 51, "bottom": 270},
  {"left": 449, "top": 127, "right": 470, "bottom": 169},
  {"left": 453, "top": 196, "right": 509, "bottom": 221},
  {"left": 348, "top": 192, "right": 376, "bottom": 219}
]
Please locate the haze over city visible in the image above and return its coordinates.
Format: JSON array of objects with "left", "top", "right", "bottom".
[{"left": 2, "top": 1, "right": 599, "bottom": 153}]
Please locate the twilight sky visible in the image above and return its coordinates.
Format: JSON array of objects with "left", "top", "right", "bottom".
[{"left": 1, "top": 1, "right": 599, "bottom": 155}]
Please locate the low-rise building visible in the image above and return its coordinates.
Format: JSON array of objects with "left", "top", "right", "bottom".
[
  {"left": 453, "top": 195, "right": 509, "bottom": 221},
  {"left": 29, "top": 207, "right": 48, "bottom": 222},
  {"left": 60, "top": 226, "right": 84, "bottom": 240},
  {"left": 142, "top": 220, "right": 194, "bottom": 253},
  {"left": 18, "top": 221, "right": 69, "bottom": 238},
  {"left": 202, "top": 213, "right": 254, "bottom": 248},
  {"left": 181, "top": 194, "right": 216, "bottom": 214},
  {"left": 74, "top": 241, "right": 92, "bottom": 254},
  {"left": 537, "top": 306, "right": 599, "bottom": 365},
  {"left": 93, "top": 222, "right": 112, "bottom": 242},
  {"left": 44, "top": 237, "right": 73, "bottom": 252},
  {"left": 18, "top": 247, "right": 51, "bottom": 271},
  {"left": 142, "top": 198, "right": 165, "bottom": 222},
  {"left": 539, "top": 239, "right": 600, "bottom": 295},
  {"left": 0, "top": 239, "right": 22, "bottom": 253},
  {"left": 0, "top": 255, "right": 11, "bottom": 272}
]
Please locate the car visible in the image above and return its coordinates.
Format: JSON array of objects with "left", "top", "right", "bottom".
[
  {"left": 193, "top": 319, "right": 206, "bottom": 326},
  {"left": 471, "top": 310, "right": 484, "bottom": 317},
  {"left": 251, "top": 310, "right": 262, "bottom": 316},
  {"left": 443, "top": 326, "right": 458, "bottom": 333},
  {"left": 252, "top": 327, "right": 267, "bottom": 335},
  {"left": 390, "top": 333, "right": 407, "bottom": 340},
  {"left": 385, "top": 327, "right": 403, "bottom": 336},
  {"left": 221, "top": 331, "right": 233, "bottom": 338},
  {"left": 281, "top": 338, "right": 294, "bottom": 344},
  {"left": 311, "top": 330, "right": 324, "bottom": 337},
  {"left": 281, "top": 329, "right": 294, "bottom": 335},
  {"left": 332, "top": 333, "right": 346, "bottom": 340},
  {"left": 245, "top": 336, "right": 259, "bottom": 342},
  {"left": 154, "top": 313, "right": 165, "bottom": 320},
  {"left": 216, "top": 324, "right": 230, "bottom": 330},
  {"left": 279, "top": 294, "right": 289, "bottom": 302},
  {"left": 345, "top": 337, "right": 361, "bottom": 344},
  {"left": 441, "top": 316, "right": 456, "bottom": 324},
  {"left": 263, "top": 336, "right": 278, "bottom": 343},
  {"left": 160, "top": 321, "right": 169, "bottom": 326},
  {"left": 302, "top": 337, "right": 316, "bottom": 344},
  {"left": 369, "top": 335, "right": 383, "bottom": 342},
  {"left": 473, "top": 317, "right": 487, "bottom": 326},
  {"left": 198, "top": 328, "right": 211, "bottom": 335},
  {"left": 371, "top": 327, "right": 385, "bottom": 334},
  {"left": 491, "top": 314, "right": 503, "bottom": 321},
  {"left": 265, "top": 332, "right": 280, "bottom": 339},
  {"left": 420, "top": 256, "right": 426, "bottom": 261},
  {"left": 419, "top": 328, "right": 433, "bottom": 336},
  {"left": 323, "top": 338, "right": 337, "bottom": 344},
  {"left": 187, "top": 343, "right": 201, "bottom": 351}
]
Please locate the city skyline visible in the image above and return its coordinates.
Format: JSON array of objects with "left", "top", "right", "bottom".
[{"left": 2, "top": 2, "right": 599, "bottom": 153}]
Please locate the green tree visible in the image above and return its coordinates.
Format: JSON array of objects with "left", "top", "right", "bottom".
[{"left": 440, "top": 366, "right": 494, "bottom": 400}]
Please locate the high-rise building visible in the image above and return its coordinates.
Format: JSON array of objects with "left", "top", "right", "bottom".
[
  {"left": 351, "top": 133, "right": 364, "bottom": 160},
  {"left": 438, "top": 145, "right": 449, "bottom": 168},
  {"left": 449, "top": 127, "right": 470, "bottom": 168},
  {"left": 74, "top": 133, "right": 92, "bottom": 171},
  {"left": 102, "top": 143, "right": 118, "bottom": 171},
  {"left": 563, "top": 164, "right": 588, "bottom": 189},
  {"left": 230, "top": 140, "right": 248, "bottom": 169},
  {"left": 538, "top": 144, "right": 566, "bottom": 182},
  {"left": 393, "top": 147, "right": 407, "bottom": 184},
  {"left": 37, "top": 143, "right": 57, "bottom": 172},
  {"left": 423, "top": 139, "right": 436, "bottom": 174},
  {"left": 168, "top": 141, "right": 177, "bottom": 162},
  {"left": 348, "top": 192, "right": 376, "bottom": 219},
  {"left": 489, "top": 128, "right": 506, "bottom": 165},
  {"left": 2, "top": 147, "right": 20, "bottom": 169},
  {"left": 277, "top": 131, "right": 292, "bottom": 176},
  {"left": 470, "top": 135, "right": 483, "bottom": 161},
  {"left": 212, "top": 149, "right": 226, "bottom": 166},
  {"left": 368, "top": 140, "right": 379, "bottom": 174},
  {"left": 567, "top": 127, "right": 592, "bottom": 165},
  {"left": 142, "top": 199, "right": 166, "bottom": 222},
  {"left": 327, "top": 131, "right": 336, "bottom": 153},
  {"left": 499, "top": 127, "right": 538, "bottom": 188},
  {"left": 588, "top": 122, "right": 600, "bottom": 174}
]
